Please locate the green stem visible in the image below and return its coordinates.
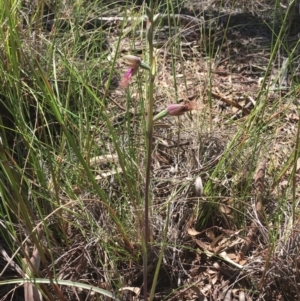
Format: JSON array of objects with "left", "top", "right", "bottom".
[
  {"left": 149, "top": 196, "right": 171, "bottom": 301},
  {"left": 144, "top": 5, "right": 156, "bottom": 301}
]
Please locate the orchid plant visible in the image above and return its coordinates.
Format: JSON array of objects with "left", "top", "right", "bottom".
[{"left": 119, "top": 7, "right": 199, "bottom": 301}]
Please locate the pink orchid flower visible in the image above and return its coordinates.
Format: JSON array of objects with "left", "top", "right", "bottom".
[
  {"left": 167, "top": 103, "right": 192, "bottom": 116},
  {"left": 119, "top": 55, "right": 150, "bottom": 89}
]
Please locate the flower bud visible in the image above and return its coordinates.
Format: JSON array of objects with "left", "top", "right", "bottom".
[
  {"left": 153, "top": 102, "right": 196, "bottom": 121},
  {"left": 167, "top": 103, "right": 190, "bottom": 116},
  {"left": 145, "top": 7, "right": 153, "bottom": 20}
]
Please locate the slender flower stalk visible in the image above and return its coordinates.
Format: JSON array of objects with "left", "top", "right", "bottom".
[
  {"left": 118, "top": 9, "right": 161, "bottom": 301},
  {"left": 143, "top": 6, "right": 156, "bottom": 301}
]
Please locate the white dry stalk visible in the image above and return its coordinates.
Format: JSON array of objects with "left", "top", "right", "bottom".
[
  {"left": 23, "top": 249, "right": 42, "bottom": 301},
  {"left": 23, "top": 233, "right": 43, "bottom": 301},
  {"left": 194, "top": 176, "right": 203, "bottom": 197},
  {"left": 0, "top": 244, "right": 25, "bottom": 278}
]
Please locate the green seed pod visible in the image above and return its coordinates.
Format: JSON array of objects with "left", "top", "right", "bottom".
[{"left": 145, "top": 7, "right": 153, "bottom": 20}]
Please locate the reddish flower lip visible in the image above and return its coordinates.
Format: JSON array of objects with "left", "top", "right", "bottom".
[{"left": 120, "top": 67, "right": 136, "bottom": 88}]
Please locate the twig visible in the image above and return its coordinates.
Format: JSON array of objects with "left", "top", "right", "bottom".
[
  {"left": 89, "top": 14, "right": 205, "bottom": 28},
  {"left": 211, "top": 91, "right": 251, "bottom": 115}
]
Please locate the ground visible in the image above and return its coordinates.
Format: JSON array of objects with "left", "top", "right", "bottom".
[
  {"left": 1, "top": 0, "right": 300, "bottom": 300},
  {"left": 107, "top": 1, "right": 300, "bottom": 300}
]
